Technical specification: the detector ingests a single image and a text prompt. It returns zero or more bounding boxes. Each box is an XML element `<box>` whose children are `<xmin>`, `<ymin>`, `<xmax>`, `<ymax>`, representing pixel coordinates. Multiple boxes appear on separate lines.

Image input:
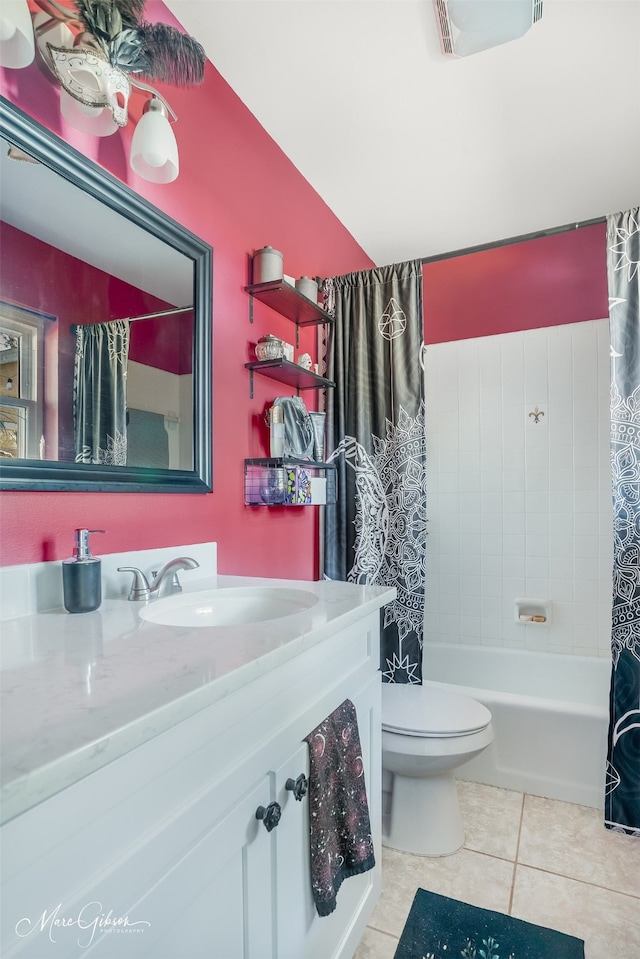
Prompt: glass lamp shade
<box><xmin>130</xmin><ymin>99</ymin><xmax>179</xmax><ymax>184</ymax></box>
<box><xmin>60</xmin><ymin>89</ymin><xmax>119</xmax><ymax>137</ymax></box>
<box><xmin>0</xmin><ymin>0</ymin><xmax>35</xmax><ymax>68</ymax></box>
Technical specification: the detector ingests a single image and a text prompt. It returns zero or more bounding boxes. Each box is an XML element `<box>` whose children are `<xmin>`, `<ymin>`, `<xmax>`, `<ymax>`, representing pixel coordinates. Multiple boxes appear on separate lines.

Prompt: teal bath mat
<box><xmin>394</xmin><ymin>889</ymin><xmax>585</xmax><ymax>959</ymax></box>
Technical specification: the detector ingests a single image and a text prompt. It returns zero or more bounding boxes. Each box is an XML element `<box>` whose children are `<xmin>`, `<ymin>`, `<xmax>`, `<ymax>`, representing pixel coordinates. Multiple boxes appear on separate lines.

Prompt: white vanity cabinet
<box><xmin>0</xmin><ymin>609</ymin><xmax>382</xmax><ymax>959</ymax></box>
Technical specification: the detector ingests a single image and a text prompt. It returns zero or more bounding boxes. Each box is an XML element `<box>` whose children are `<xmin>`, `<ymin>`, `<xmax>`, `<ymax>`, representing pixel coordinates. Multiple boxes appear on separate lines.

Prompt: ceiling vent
<box><xmin>433</xmin><ymin>0</ymin><xmax>543</xmax><ymax>58</ymax></box>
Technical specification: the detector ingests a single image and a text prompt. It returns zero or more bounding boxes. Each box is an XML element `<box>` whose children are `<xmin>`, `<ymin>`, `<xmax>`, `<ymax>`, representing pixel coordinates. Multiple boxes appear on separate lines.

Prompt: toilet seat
<box><xmin>382</xmin><ymin>682</ymin><xmax>491</xmax><ymax>738</ymax></box>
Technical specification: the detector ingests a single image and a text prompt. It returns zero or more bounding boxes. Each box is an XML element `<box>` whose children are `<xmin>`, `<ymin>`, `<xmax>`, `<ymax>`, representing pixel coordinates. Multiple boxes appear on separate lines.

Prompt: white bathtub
<box><xmin>422</xmin><ymin>643</ymin><xmax>611</xmax><ymax>809</ymax></box>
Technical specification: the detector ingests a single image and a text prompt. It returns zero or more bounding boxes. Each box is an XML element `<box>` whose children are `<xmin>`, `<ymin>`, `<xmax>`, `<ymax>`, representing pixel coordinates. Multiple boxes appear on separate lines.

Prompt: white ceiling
<box><xmin>166</xmin><ymin>0</ymin><xmax>640</xmax><ymax>265</ymax></box>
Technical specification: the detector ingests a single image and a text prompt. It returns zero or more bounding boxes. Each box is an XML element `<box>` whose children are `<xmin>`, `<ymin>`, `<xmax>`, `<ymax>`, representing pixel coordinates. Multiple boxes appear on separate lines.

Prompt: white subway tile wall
<box><xmin>424</xmin><ymin>319</ymin><xmax>612</xmax><ymax>658</ymax></box>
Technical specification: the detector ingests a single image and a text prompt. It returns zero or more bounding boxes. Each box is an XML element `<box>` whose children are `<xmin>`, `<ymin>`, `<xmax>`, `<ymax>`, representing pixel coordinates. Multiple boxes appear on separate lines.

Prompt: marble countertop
<box><xmin>0</xmin><ymin>575</ymin><xmax>395</xmax><ymax>826</ymax></box>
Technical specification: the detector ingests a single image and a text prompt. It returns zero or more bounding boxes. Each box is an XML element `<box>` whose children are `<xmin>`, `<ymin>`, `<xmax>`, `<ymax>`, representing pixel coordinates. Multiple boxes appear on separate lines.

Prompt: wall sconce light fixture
<box><xmin>130</xmin><ymin>95</ymin><xmax>178</xmax><ymax>183</ymax></box>
<box><xmin>0</xmin><ymin>0</ymin><xmax>206</xmax><ymax>184</ymax></box>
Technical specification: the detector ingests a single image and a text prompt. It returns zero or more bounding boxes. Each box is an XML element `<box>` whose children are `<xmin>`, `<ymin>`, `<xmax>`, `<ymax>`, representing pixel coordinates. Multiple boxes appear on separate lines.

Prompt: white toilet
<box><xmin>382</xmin><ymin>682</ymin><xmax>494</xmax><ymax>857</ymax></box>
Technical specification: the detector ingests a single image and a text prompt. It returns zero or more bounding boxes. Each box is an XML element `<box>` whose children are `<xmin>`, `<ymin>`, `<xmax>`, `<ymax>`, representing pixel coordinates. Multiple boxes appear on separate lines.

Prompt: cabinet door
<box><xmin>273</xmin><ymin>741</ymin><xmax>314</xmax><ymax>958</ymax></box>
<box><xmin>64</xmin><ymin>776</ymin><xmax>275</xmax><ymax>959</ymax></box>
<box><xmin>137</xmin><ymin>776</ymin><xmax>274</xmax><ymax>959</ymax></box>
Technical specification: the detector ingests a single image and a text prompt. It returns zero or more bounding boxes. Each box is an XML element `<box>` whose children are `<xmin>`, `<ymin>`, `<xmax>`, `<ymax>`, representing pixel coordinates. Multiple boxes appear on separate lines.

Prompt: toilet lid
<box><xmin>382</xmin><ymin>682</ymin><xmax>492</xmax><ymax>737</ymax></box>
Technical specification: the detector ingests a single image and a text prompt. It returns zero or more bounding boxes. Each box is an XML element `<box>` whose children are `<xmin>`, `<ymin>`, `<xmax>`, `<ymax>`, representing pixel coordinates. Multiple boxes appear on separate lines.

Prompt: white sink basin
<box><xmin>139</xmin><ymin>587</ymin><xmax>319</xmax><ymax>628</ymax></box>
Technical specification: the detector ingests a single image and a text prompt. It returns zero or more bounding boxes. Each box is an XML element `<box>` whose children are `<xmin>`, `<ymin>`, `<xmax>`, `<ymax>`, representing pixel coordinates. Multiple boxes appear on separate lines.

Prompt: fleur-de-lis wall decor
<box><xmin>529</xmin><ymin>406</ymin><xmax>545</xmax><ymax>424</ymax></box>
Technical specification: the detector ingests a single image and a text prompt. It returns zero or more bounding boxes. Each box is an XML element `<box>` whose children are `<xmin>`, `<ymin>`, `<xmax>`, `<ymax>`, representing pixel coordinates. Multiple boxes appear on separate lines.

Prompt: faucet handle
<box><xmin>118</xmin><ymin>566</ymin><xmax>151</xmax><ymax>602</ymax></box>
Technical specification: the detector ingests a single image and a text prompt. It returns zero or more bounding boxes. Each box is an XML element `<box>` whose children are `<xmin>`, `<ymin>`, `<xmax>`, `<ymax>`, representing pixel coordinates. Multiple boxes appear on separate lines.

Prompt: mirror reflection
<box><xmin>1</xmin><ymin>139</ymin><xmax>193</xmax><ymax>469</ymax></box>
<box><xmin>0</xmin><ymin>100</ymin><xmax>212</xmax><ymax>492</ymax></box>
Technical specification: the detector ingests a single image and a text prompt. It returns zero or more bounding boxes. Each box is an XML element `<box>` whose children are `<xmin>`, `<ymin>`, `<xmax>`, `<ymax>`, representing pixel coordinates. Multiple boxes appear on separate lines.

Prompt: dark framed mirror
<box><xmin>0</xmin><ymin>97</ymin><xmax>212</xmax><ymax>493</ymax></box>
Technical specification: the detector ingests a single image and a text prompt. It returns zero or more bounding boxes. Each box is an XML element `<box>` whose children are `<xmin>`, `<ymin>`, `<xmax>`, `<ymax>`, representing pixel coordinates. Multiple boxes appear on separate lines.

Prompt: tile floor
<box><xmin>354</xmin><ymin>781</ymin><xmax>640</xmax><ymax>959</ymax></box>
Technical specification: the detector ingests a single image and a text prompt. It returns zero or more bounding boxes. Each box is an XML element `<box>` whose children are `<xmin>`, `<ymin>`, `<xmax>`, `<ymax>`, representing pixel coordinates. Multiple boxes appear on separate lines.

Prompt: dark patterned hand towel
<box><xmin>304</xmin><ymin>698</ymin><xmax>375</xmax><ymax>917</ymax></box>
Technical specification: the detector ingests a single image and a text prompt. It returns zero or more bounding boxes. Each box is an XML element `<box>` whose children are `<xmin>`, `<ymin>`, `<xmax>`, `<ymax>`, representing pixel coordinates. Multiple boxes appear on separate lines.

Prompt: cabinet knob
<box><xmin>255</xmin><ymin>801</ymin><xmax>282</xmax><ymax>832</ymax></box>
<box><xmin>285</xmin><ymin>774</ymin><xmax>308</xmax><ymax>801</ymax></box>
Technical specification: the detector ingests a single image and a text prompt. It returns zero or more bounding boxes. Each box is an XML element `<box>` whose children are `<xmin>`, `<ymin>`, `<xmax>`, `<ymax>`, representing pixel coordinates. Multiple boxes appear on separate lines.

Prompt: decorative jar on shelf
<box><xmin>252</xmin><ymin>246</ymin><xmax>284</xmax><ymax>283</ymax></box>
<box><xmin>255</xmin><ymin>335</ymin><xmax>285</xmax><ymax>362</ymax></box>
<box><xmin>295</xmin><ymin>276</ymin><xmax>318</xmax><ymax>301</ymax></box>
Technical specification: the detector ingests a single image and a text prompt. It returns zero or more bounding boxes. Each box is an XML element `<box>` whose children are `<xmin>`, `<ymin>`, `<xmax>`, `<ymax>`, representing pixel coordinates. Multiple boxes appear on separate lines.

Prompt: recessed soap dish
<box><xmin>514</xmin><ymin>598</ymin><xmax>550</xmax><ymax>624</ymax></box>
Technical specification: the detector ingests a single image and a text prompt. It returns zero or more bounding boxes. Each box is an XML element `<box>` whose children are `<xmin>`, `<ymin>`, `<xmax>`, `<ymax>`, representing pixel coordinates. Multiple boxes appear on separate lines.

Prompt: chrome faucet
<box><xmin>150</xmin><ymin>557</ymin><xmax>200</xmax><ymax>597</ymax></box>
<box><xmin>118</xmin><ymin>557</ymin><xmax>200</xmax><ymax>602</ymax></box>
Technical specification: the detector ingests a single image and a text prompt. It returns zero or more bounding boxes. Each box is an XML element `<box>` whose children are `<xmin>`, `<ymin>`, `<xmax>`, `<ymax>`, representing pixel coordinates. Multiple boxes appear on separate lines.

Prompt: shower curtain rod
<box><xmin>420</xmin><ymin>215</ymin><xmax>607</xmax><ymax>265</ymax></box>
<box><xmin>115</xmin><ymin>305</ymin><xmax>192</xmax><ymax>323</ymax></box>
<box><xmin>71</xmin><ymin>306</ymin><xmax>192</xmax><ymax>333</ymax></box>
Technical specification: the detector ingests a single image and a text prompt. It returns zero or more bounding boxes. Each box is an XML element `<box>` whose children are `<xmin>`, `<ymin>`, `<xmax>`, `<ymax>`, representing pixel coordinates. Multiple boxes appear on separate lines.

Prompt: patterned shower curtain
<box><xmin>73</xmin><ymin>319</ymin><xmax>130</xmax><ymax>465</ymax></box>
<box><xmin>324</xmin><ymin>261</ymin><xmax>426</xmax><ymax>683</ymax></box>
<box><xmin>606</xmin><ymin>208</ymin><xmax>640</xmax><ymax>836</ymax></box>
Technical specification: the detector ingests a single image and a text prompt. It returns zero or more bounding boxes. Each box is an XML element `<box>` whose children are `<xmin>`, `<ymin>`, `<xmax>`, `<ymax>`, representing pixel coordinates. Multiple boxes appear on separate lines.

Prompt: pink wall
<box><xmin>129</xmin><ymin>315</ymin><xmax>193</xmax><ymax>377</ymax></box>
<box><xmin>422</xmin><ymin>224</ymin><xmax>609</xmax><ymax>344</ymax></box>
<box><xmin>0</xmin><ymin>1</ymin><xmax>374</xmax><ymax>575</ymax></box>
<box><xmin>0</xmin><ymin>3</ymin><xmax>610</xmax><ymax>575</ymax></box>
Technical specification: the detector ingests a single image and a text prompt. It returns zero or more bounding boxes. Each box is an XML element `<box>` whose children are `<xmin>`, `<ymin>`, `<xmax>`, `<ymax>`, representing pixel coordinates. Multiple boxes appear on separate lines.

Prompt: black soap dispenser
<box><xmin>62</xmin><ymin>528</ymin><xmax>105</xmax><ymax>613</ymax></box>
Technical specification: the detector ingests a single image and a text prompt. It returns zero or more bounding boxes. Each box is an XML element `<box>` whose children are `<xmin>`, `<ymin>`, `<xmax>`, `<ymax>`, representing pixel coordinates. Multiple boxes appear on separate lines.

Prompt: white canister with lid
<box><xmin>295</xmin><ymin>275</ymin><xmax>318</xmax><ymax>301</ymax></box>
<box><xmin>253</xmin><ymin>246</ymin><xmax>284</xmax><ymax>283</ymax></box>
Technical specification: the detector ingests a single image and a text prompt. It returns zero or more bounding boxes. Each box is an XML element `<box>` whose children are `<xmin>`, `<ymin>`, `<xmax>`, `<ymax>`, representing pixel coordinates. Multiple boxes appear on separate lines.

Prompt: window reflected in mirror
<box><xmin>0</xmin><ymin>303</ymin><xmax>46</xmax><ymax>459</ymax></box>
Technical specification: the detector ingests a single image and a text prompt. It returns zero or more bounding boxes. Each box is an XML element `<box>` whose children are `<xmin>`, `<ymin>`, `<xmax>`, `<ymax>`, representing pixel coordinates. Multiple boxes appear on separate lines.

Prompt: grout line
<box><xmin>463</xmin><ymin>847</ymin><xmax>519</xmax><ymax>865</ymax></box>
<box><xmin>459</xmin><ymin>847</ymin><xmax>516</xmax><ymax>865</ymax></box>
<box><xmin>516</xmin><ymin>862</ymin><xmax>640</xmax><ymax>901</ymax></box>
<box><xmin>508</xmin><ymin>791</ymin><xmax>526</xmax><ymax>914</ymax></box>
<box><xmin>365</xmin><ymin>923</ymin><xmax>400</xmax><ymax>944</ymax></box>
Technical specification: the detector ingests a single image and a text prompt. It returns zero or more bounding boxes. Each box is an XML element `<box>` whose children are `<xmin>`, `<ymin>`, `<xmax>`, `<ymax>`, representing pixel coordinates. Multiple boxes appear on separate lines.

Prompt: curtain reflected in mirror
<box><xmin>74</xmin><ymin>320</ymin><xmax>129</xmax><ymax>465</ymax></box>
<box><xmin>73</xmin><ymin>311</ymin><xmax>194</xmax><ymax>470</ymax></box>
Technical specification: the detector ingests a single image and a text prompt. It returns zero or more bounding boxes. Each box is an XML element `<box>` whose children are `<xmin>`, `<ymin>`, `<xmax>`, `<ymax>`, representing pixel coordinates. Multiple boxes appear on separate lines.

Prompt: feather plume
<box><xmin>73</xmin><ymin>0</ymin><xmax>145</xmax><ymax>49</ymax></box>
<box><xmin>72</xmin><ymin>0</ymin><xmax>205</xmax><ymax>85</ymax></box>
<box><xmin>113</xmin><ymin>0</ymin><xmax>146</xmax><ymax>29</ymax></box>
<box><xmin>73</xmin><ymin>0</ymin><xmax>122</xmax><ymax>45</ymax></box>
<box><xmin>135</xmin><ymin>22</ymin><xmax>205</xmax><ymax>85</ymax></box>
